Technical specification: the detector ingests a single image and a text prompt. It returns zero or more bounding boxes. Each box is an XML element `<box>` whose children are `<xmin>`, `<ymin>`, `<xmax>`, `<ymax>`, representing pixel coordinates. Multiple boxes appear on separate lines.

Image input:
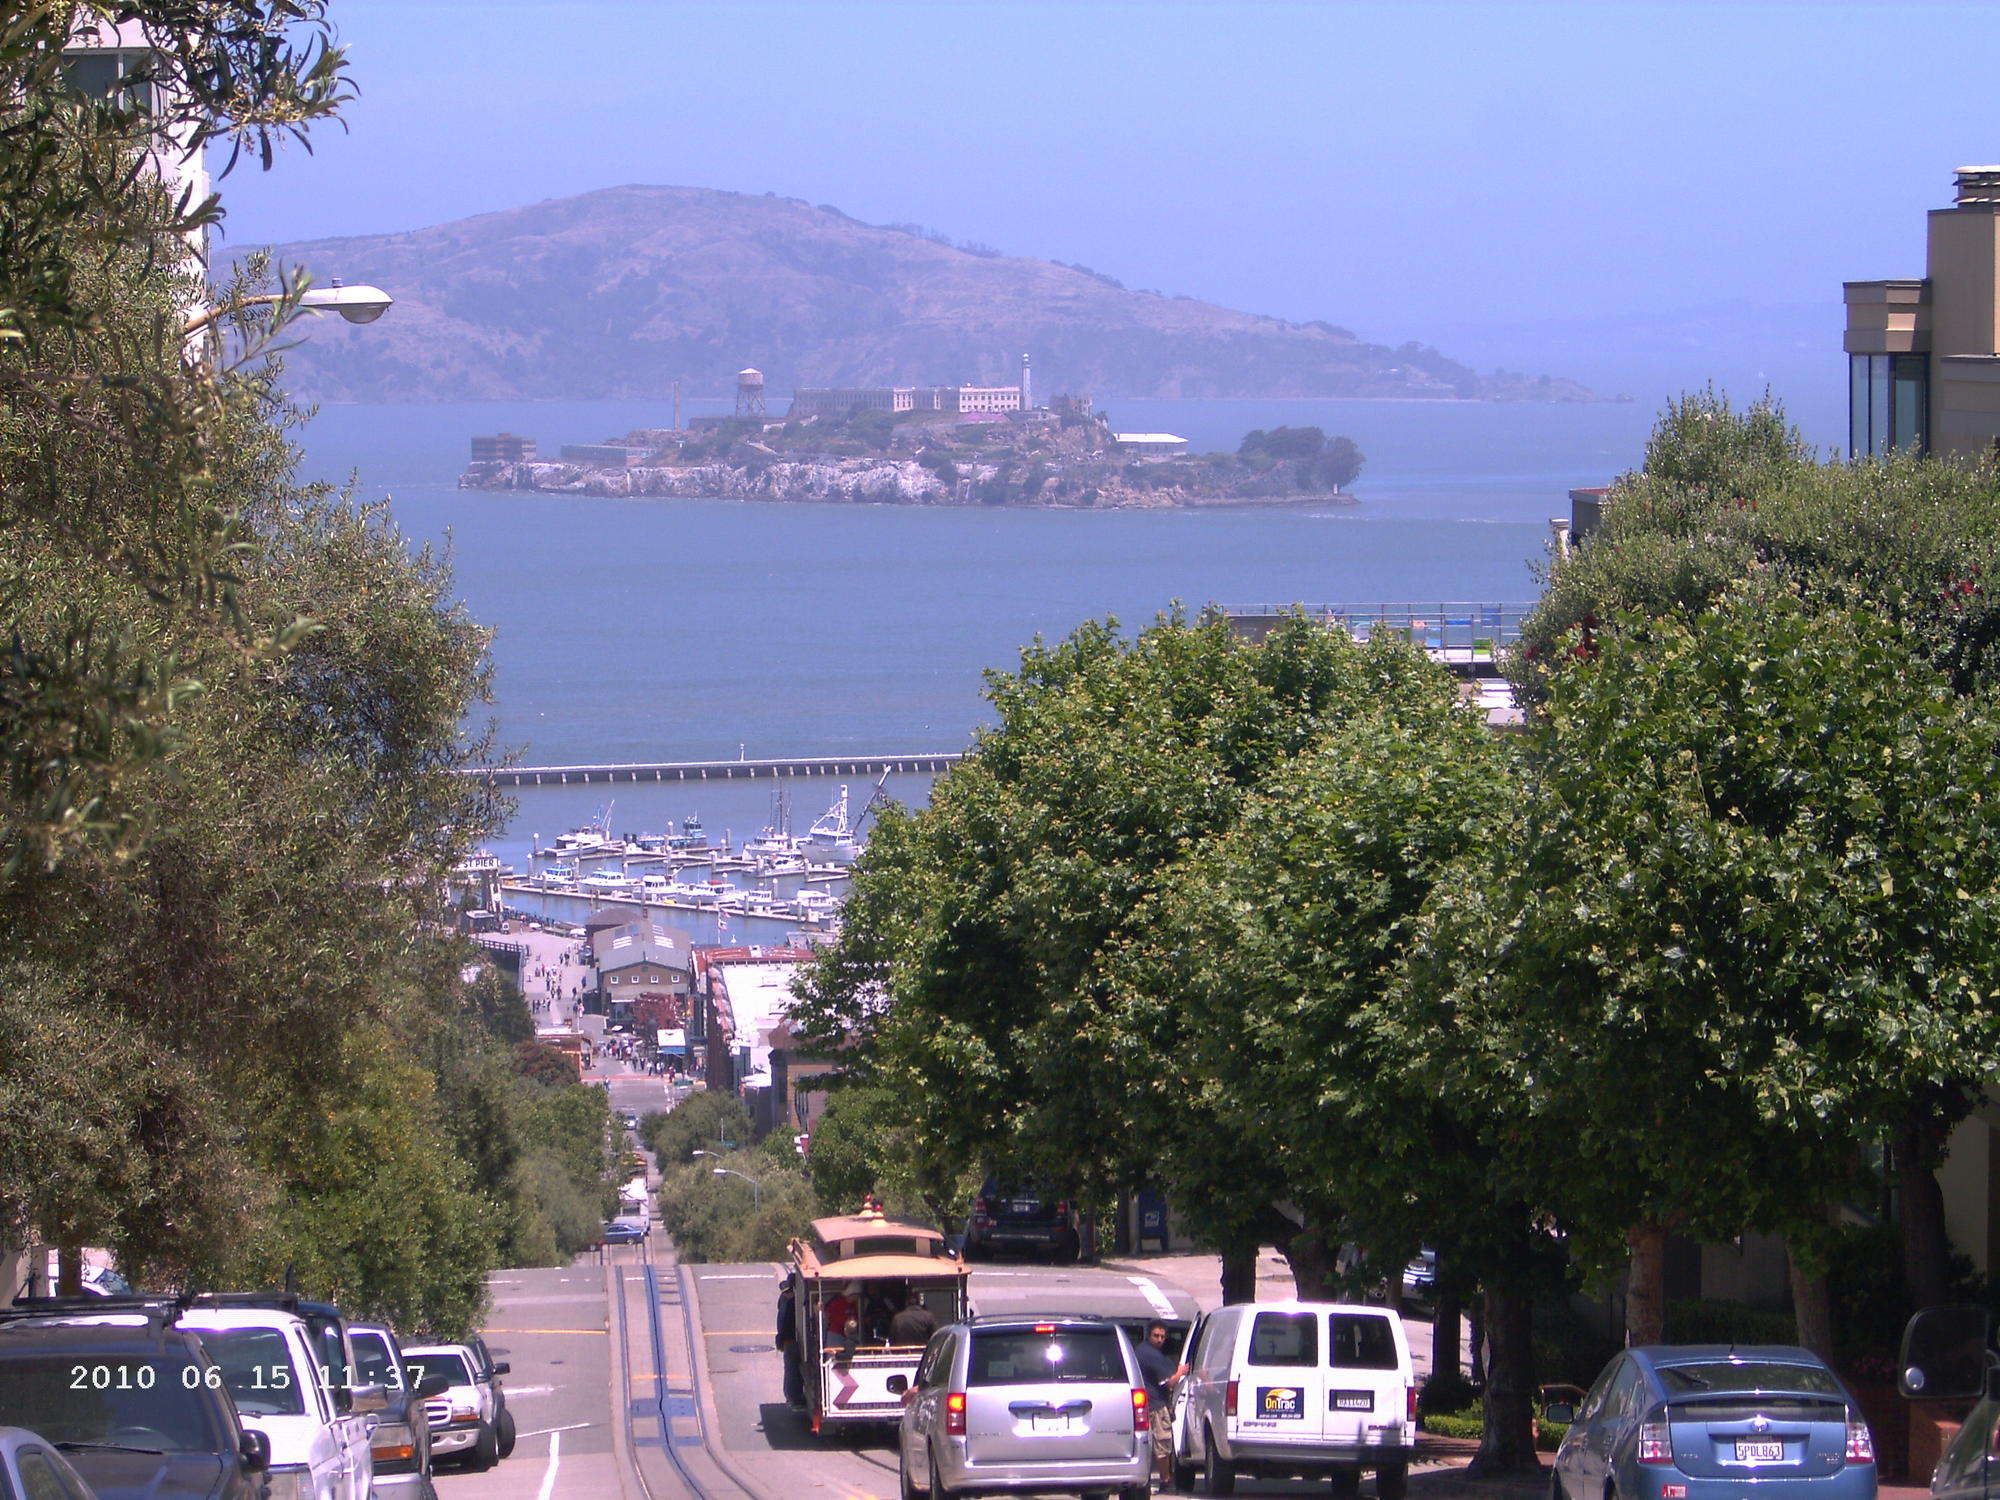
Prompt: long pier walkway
<box><xmin>463</xmin><ymin>751</ymin><xmax>962</xmax><ymax>789</ymax></box>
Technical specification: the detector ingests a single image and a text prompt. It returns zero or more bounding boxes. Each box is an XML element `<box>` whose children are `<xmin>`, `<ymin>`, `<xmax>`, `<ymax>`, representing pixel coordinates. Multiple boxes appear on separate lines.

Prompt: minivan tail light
<box><xmin>1132</xmin><ymin>1387</ymin><xmax>1149</xmax><ymax>1432</ymax></box>
<box><xmin>1637</xmin><ymin>1420</ymin><xmax>1670</xmax><ymax>1463</ymax></box>
<box><xmin>1846</xmin><ymin>1418</ymin><xmax>1875</xmax><ymax>1464</ymax></box>
<box><xmin>945</xmin><ymin>1391</ymin><xmax>967</xmax><ymax>1436</ymax></box>
<box><xmin>1225</xmin><ymin>1380</ymin><xmax>1238</xmax><ymax>1418</ymax></box>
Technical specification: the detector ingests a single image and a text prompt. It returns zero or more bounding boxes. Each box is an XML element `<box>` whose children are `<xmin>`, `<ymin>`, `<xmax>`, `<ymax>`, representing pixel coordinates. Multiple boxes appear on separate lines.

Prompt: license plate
<box><xmin>1031</xmin><ymin>1413</ymin><xmax>1072</xmax><ymax>1434</ymax></box>
<box><xmin>1334</xmin><ymin>1390</ymin><xmax>1374</xmax><ymax>1411</ymax></box>
<box><xmin>1735</xmin><ymin>1441</ymin><xmax>1783</xmax><ymax>1463</ymax></box>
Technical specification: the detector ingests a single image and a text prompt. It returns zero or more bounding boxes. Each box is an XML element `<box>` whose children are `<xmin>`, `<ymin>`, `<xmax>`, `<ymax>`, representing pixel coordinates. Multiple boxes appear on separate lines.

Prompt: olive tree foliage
<box><xmin>2</xmin><ymin>2</ymin><xmax>352</xmax><ymax>871</ymax></box>
<box><xmin>1423</xmin><ymin>589</ymin><xmax>2000</xmax><ymax>1360</ymax></box>
<box><xmin>0</xmin><ymin>5</ymin><xmax>530</xmax><ymax>1325</ymax></box>
<box><xmin>790</xmin><ymin>613</ymin><xmax>1482</xmax><ymax>1290</ymax></box>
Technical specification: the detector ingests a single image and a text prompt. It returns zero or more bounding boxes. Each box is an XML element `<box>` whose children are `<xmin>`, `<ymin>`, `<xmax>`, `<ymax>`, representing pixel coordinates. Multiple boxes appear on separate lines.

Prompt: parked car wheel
<box><xmin>1376</xmin><ymin>1462</ymin><xmax>1407</xmax><ymax>1500</ymax></box>
<box><xmin>468</xmin><ymin>1421</ymin><xmax>499</xmax><ymax>1472</ymax></box>
<box><xmin>898</xmin><ymin>1445</ymin><xmax>929</xmax><ymax>1500</ymax></box>
<box><xmin>1203</xmin><ymin>1427</ymin><xmax>1235</xmax><ymax>1497</ymax></box>
<box><xmin>496</xmin><ymin>1407</ymin><xmax>517</xmax><ymax>1459</ymax></box>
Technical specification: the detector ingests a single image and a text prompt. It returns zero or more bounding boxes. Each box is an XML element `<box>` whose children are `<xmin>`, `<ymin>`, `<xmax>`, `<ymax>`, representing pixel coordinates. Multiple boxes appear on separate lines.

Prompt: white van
<box><xmin>1171</xmin><ymin>1300</ymin><xmax>1416</xmax><ymax>1498</ymax></box>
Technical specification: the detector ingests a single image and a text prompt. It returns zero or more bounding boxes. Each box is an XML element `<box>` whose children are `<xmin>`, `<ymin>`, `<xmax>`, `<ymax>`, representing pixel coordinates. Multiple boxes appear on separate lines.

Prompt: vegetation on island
<box><xmin>0</xmin><ymin>1</ymin><xmax>606</xmax><ymax>1334</ymax></box>
<box><xmin>789</xmin><ymin>392</ymin><xmax>2000</xmax><ymax>1473</ymax></box>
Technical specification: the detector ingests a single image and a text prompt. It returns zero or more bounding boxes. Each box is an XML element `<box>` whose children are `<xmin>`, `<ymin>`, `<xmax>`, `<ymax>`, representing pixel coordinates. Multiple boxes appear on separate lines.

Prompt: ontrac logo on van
<box><xmin>1257</xmin><ymin>1386</ymin><xmax>1305</xmax><ymax>1419</ymax></box>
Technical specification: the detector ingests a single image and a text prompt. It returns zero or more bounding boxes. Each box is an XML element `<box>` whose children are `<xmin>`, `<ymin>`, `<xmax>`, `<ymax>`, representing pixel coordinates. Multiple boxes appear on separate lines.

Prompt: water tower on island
<box><xmin>735</xmin><ymin>368</ymin><xmax>767</xmax><ymax>421</ymax></box>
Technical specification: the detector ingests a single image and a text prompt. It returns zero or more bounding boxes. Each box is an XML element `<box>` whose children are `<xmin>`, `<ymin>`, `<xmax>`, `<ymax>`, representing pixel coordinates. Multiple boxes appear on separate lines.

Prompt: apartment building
<box><xmin>1845</xmin><ymin>166</ymin><xmax>2000</xmax><ymax>459</ymax></box>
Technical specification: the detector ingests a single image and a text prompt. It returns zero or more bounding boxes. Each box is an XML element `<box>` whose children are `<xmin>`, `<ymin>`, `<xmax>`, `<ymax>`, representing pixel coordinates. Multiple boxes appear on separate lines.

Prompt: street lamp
<box><xmin>713</xmin><ymin>1168</ymin><xmax>761</xmax><ymax>1211</ymax></box>
<box><xmin>691</xmin><ymin>1149</ymin><xmax>717</xmax><ymax>1160</ymax></box>
<box><xmin>182</xmin><ymin>277</ymin><xmax>394</xmax><ymax>337</ymax></box>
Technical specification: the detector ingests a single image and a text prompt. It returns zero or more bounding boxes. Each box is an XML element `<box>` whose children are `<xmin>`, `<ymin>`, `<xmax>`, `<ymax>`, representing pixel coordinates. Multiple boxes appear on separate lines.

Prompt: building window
<box><xmin>1850</xmin><ymin>353</ymin><xmax>1929</xmax><ymax>457</ymax></box>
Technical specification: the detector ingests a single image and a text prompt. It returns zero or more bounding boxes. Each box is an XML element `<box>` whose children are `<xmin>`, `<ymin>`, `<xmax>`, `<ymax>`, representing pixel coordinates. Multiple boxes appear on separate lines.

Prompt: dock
<box><xmin>462</xmin><ymin>751</ymin><xmax>962</xmax><ymax>789</ymax></box>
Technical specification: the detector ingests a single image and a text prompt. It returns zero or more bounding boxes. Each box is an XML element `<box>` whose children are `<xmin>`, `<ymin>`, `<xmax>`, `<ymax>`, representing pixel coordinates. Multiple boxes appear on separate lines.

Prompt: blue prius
<box><xmin>1552</xmin><ymin>1346</ymin><xmax>1876</xmax><ymax>1500</ymax></box>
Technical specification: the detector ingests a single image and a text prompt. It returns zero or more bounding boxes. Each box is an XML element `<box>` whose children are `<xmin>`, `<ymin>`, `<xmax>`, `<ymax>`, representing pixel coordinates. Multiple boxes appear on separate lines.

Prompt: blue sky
<box><xmin>218</xmin><ymin>0</ymin><xmax>2000</xmax><ymax>402</ymax></box>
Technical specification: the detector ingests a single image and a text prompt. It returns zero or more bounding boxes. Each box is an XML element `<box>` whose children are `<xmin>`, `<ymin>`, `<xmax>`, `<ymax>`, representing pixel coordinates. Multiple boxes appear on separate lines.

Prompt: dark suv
<box><xmin>962</xmin><ymin>1178</ymin><xmax>1081</xmax><ymax>1262</ymax></box>
<box><xmin>0</xmin><ymin>1302</ymin><xmax>269</xmax><ymax>1500</ymax></box>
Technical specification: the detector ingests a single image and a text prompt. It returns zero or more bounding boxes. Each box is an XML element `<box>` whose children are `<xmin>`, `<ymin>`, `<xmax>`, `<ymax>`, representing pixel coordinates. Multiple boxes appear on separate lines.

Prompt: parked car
<box><xmin>960</xmin><ymin>1178</ymin><xmax>1080</xmax><ymax>1263</ymax></box>
<box><xmin>0</xmin><ymin>1300</ymin><xmax>271</xmax><ymax>1500</ymax></box>
<box><xmin>183</xmin><ymin>1293</ymin><xmax>379</xmax><ymax>1500</ymax></box>
<box><xmin>177</xmin><ymin>1306</ymin><xmax>383</xmax><ymax>1500</ymax></box>
<box><xmin>894</xmin><ymin>1314</ymin><xmax>1151</xmax><ymax>1500</ymax></box>
<box><xmin>0</xmin><ymin>1425</ymin><xmax>108</xmax><ymax>1500</ymax></box>
<box><xmin>461</xmin><ymin>1336</ymin><xmax>516</xmax><ymax>1459</ymax></box>
<box><xmin>1399</xmin><ymin>1250</ymin><xmax>1437</xmax><ymax>1305</ymax></box>
<box><xmin>1172</xmin><ymin>1299</ymin><xmax>1416</xmax><ymax>1498</ymax></box>
<box><xmin>403</xmin><ymin>1343</ymin><xmax>511</xmax><ymax>1470</ymax></box>
<box><xmin>344</xmin><ymin>1322</ymin><xmax>433</xmax><ymax>1500</ymax></box>
<box><xmin>1552</xmin><ymin>1346</ymin><xmax>1875</xmax><ymax>1500</ymax></box>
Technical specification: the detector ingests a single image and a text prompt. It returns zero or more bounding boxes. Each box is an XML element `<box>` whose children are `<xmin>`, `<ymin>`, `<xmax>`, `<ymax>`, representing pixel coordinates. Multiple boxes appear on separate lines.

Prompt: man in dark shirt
<box><xmin>775</xmin><ymin>1275</ymin><xmax>805</xmax><ymax>1409</ymax></box>
<box><xmin>1133</xmin><ymin>1322</ymin><xmax>1183</xmax><ymax>1490</ymax></box>
<box><xmin>888</xmin><ymin>1292</ymin><xmax>939</xmax><ymax>1347</ymax></box>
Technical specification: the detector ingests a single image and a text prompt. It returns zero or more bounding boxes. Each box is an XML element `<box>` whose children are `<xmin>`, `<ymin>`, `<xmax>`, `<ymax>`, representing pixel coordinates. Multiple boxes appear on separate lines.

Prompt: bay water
<box><xmin>289</xmin><ymin>396</ymin><xmax>1686</xmax><ymax>860</ymax></box>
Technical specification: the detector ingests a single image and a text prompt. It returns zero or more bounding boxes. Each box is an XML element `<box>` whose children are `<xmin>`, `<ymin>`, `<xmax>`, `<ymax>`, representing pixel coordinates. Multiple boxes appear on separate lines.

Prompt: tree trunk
<box><xmin>1626</xmin><ymin>1222</ymin><xmax>1669</xmax><ymax>1345</ymax></box>
<box><xmin>1787</xmin><ymin>1243</ymin><xmax>1834</xmax><ymax>1360</ymax></box>
<box><xmin>1220</xmin><ymin>1244</ymin><xmax>1259</xmax><ymax>1305</ymax></box>
<box><xmin>1284</xmin><ymin>1227</ymin><xmax>1340</xmax><ymax>1300</ymax></box>
<box><xmin>55</xmin><ymin>1244</ymin><xmax>82</xmax><ymax>1298</ymax></box>
<box><xmin>1897</xmin><ymin>1110</ymin><xmax>1953</xmax><ymax>1308</ymax></box>
<box><xmin>1468</xmin><ymin>1282</ymin><xmax>1540</xmax><ymax>1476</ymax></box>
<box><xmin>1434</xmin><ymin>1289</ymin><xmax>1463</xmax><ymax>1381</ymax></box>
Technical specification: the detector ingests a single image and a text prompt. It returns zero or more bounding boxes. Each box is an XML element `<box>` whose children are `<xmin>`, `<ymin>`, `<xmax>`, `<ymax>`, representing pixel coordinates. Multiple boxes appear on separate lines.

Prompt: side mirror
<box><xmin>1544</xmin><ymin>1402</ymin><xmax>1576</xmax><ymax>1425</ymax></box>
<box><xmin>350</xmin><ymin>1383</ymin><xmax>388</xmax><ymax>1414</ymax></box>
<box><xmin>417</xmin><ymin>1372</ymin><xmax>452</xmax><ymax>1398</ymax></box>
<box><xmin>1900</xmin><ymin>1304</ymin><xmax>1993</xmax><ymax>1401</ymax></box>
<box><xmin>239</xmin><ymin>1429</ymin><xmax>270</xmax><ymax>1473</ymax></box>
<box><xmin>492</xmin><ymin>1361</ymin><xmax>510</xmax><ymax>1377</ymax></box>
<box><xmin>886</xmin><ymin>1375</ymin><xmax>908</xmax><ymax>1395</ymax></box>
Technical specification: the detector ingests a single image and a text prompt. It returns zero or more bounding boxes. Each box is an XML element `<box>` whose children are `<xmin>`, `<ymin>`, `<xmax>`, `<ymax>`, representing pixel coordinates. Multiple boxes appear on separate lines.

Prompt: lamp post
<box><xmin>713</xmin><ymin>1167</ymin><xmax>761</xmax><ymax>1211</ymax></box>
<box><xmin>182</xmin><ymin>277</ymin><xmax>394</xmax><ymax>338</ymax></box>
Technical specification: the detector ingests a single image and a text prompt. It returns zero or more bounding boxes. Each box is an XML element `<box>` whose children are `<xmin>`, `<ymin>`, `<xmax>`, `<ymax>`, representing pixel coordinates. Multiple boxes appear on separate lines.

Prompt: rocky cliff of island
<box><xmin>240</xmin><ymin>184</ymin><xmax>1594</xmax><ymax>405</ymax></box>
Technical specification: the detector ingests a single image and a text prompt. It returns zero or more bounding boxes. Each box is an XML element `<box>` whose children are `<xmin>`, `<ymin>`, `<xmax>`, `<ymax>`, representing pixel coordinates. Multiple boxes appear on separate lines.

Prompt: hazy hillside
<box><xmin>237</xmin><ymin>185</ymin><xmax>1594</xmax><ymax>405</ymax></box>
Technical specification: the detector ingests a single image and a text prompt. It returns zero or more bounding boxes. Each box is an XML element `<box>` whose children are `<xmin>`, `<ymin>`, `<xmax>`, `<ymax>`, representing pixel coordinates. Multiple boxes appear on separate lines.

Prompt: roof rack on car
<box><xmin>0</xmin><ymin>1293</ymin><xmax>196</xmax><ymax>1326</ymax></box>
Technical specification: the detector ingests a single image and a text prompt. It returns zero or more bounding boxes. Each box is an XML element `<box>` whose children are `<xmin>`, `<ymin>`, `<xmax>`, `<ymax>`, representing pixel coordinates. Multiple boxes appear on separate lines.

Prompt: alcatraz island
<box><xmin>461</xmin><ymin>373</ymin><xmax>1363</xmax><ymax>509</ymax></box>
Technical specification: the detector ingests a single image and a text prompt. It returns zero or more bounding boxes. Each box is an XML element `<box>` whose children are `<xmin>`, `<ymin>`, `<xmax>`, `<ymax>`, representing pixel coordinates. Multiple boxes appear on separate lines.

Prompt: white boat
<box><xmin>554</xmin><ymin>801</ymin><xmax>621</xmax><ymax>854</ymax></box>
<box><xmin>537</xmin><ymin>864</ymin><xmax>579</xmax><ymax>888</ymax></box>
<box><xmin>799</xmin><ymin>785</ymin><xmax>862</xmax><ymax>865</ymax></box>
<box><xmin>580</xmin><ymin>868</ymin><xmax>638</xmax><ymax>896</ymax></box>
<box><xmin>637</xmin><ymin>873</ymin><xmax>675</xmax><ymax>901</ymax></box>
<box><xmin>794</xmin><ymin>888</ymin><xmax>843</xmax><ymax>918</ymax></box>
<box><xmin>743</xmin><ymin>787</ymin><xmax>807</xmax><ymax>861</ymax></box>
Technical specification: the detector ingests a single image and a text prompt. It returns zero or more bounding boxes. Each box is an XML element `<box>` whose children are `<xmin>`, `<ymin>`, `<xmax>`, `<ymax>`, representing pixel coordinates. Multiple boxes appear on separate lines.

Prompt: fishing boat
<box><xmin>798</xmin><ymin>785</ymin><xmax>861</xmax><ymax>865</ymax></box>
<box><xmin>553</xmin><ymin>801</ymin><xmax>621</xmax><ymax>854</ymax></box>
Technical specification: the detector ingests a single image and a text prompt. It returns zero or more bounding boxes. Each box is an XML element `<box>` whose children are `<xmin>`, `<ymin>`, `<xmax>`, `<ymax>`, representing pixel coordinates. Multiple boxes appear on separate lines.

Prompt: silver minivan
<box><xmin>895</xmin><ymin>1315</ymin><xmax>1152</xmax><ymax>1500</ymax></box>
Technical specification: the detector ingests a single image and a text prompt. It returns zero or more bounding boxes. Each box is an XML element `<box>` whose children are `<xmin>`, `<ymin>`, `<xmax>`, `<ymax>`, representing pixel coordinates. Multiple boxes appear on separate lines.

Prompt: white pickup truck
<box><xmin>179</xmin><ymin>1307</ymin><xmax>384</xmax><ymax>1500</ymax></box>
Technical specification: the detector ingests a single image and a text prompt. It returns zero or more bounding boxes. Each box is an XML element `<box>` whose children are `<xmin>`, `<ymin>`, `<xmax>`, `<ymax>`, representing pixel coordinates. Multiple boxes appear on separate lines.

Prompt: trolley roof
<box><xmin>789</xmin><ymin>1209</ymin><xmax>967</xmax><ymax>1282</ymax></box>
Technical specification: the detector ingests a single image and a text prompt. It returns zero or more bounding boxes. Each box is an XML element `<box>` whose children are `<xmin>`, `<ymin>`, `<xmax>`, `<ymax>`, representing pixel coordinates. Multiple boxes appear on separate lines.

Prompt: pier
<box><xmin>463</xmin><ymin>751</ymin><xmax>962</xmax><ymax>788</ymax></box>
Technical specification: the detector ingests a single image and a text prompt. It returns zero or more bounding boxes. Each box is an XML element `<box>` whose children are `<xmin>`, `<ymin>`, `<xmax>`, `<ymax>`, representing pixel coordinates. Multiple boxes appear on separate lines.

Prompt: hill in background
<box><xmin>237</xmin><ymin>184</ymin><xmax>1594</xmax><ymax>405</ymax></box>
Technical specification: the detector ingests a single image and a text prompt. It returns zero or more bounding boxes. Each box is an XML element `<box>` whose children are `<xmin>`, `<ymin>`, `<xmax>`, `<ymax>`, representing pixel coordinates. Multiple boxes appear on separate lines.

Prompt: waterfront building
<box><xmin>789</xmin><ymin>384</ymin><xmax>1023</xmax><ymax>419</ymax></box>
<box><xmin>62</xmin><ymin>20</ymin><xmax>210</xmax><ymax>261</ymax></box>
<box><xmin>471</xmin><ymin>432</ymin><xmax>537</xmax><ymax>463</ymax></box>
<box><xmin>1844</xmin><ymin>165</ymin><xmax>2000</xmax><ymax>459</ymax></box>
<box><xmin>1111</xmin><ymin>431</ymin><xmax>1190</xmax><ymax>456</ymax></box>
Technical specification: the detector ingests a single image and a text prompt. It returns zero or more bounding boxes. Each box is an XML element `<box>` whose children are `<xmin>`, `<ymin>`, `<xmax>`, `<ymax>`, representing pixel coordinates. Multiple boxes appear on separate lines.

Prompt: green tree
<box><xmin>1430</xmin><ymin>590</ymin><xmax>2000</xmax><ymax>1359</ymax></box>
<box><xmin>791</xmin><ymin>613</ymin><xmax>1475</xmax><ymax>1297</ymax></box>
<box><xmin>640</xmin><ymin>1090</ymin><xmax>755</xmax><ymax>1163</ymax></box>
